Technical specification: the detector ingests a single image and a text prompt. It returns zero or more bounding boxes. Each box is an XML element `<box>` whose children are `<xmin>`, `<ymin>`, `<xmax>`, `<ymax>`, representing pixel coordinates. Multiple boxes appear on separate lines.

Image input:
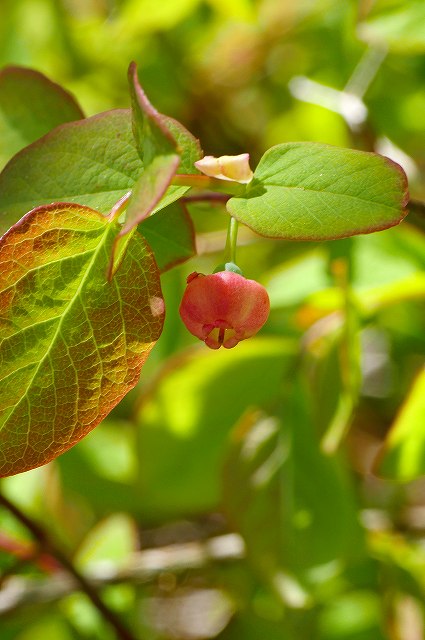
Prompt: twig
<box><xmin>0</xmin><ymin>532</ymin><xmax>245</xmax><ymax>616</ymax></box>
<box><xmin>289</xmin><ymin>46</ymin><xmax>387</xmax><ymax>133</ymax></box>
<box><xmin>181</xmin><ymin>192</ymin><xmax>230</xmax><ymax>205</ymax></box>
<box><xmin>0</xmin><ymin>492</ymin><xmax>138</xmax><ymax>640</ymax></box>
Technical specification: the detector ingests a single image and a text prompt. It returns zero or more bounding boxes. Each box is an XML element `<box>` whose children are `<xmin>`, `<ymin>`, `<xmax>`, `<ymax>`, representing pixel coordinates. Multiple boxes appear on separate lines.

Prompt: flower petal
<box><xmin>194</xmin><ymin>154</ymin><xmax>253</xmax><ymax>184</ymax></box>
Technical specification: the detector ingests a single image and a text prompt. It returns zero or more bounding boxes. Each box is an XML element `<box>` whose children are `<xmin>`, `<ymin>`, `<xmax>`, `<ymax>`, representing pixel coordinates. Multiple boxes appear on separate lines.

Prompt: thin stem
<box><xmin>0</xmin><ymin>533</ymin><xmax>244</xmax><ymax>616</ymax></box>
<box><xmin>181</xmin><ymin>192</ymin><xmax>230</xmax><ymax>205</ymax></box>
<box><xmin>172</xmin><ymin>174</ymin><xmax>245</xmax><ymax>196</ymax></box>
<box><xmin>321</xmin><ymin>392</ymin><xmax>355</xmax><ymax>455</ymax></box>
<box><xmin>224</xmin><ymin>217</ymin><xmax>239</xmax><ymax>264</ymax></box>
<box><xmin>321</xmin><ymin>253</ymin><xmax>361</xmax><ymax>454</ymax></box>
<box><xmin>0</xmin><ymin>492</ymin><xmax>138</xmax><ymax>640</ymax></box>
<box><xmin>344</xmin><ymin>46</ymin><xmax>388</xmax><ymax>99</ymax></box>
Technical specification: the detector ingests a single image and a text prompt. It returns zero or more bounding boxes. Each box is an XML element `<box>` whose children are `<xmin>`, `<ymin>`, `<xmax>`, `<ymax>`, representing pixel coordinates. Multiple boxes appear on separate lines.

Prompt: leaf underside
<box><xmin>227</xmin><ymin>143</ymin><xmax>408</xmax><ymax>241</ymax></box>
<box><xmin>0</xmin><ymin>202</ymin><xmax>164</xmax><ymax>477</ymax></box>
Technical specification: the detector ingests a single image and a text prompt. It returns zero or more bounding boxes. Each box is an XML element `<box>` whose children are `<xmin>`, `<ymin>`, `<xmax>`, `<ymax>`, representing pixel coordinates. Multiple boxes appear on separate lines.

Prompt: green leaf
<box><xmin>4</xmin><ymin>616</ymin><xmax>75</xmax><ymax>640</ymax></box>
<box><xmin>140</xmin><ymin>202</ymin><xmax>195</xmax><ymax>272</ymax></box>
<box><xmin>358</xmin><ymin>0</ymin><xmax>425</xmax><ymax>53</ymax></box>
<box><xmin>70</xmin><ymin>419</ymin><xmax>138</xmax><ymax>484</ymax></box>
<box><xmin>0</xmin><ymin>66</ymin><xmax>84</xmax><ymax>171</ymax></box>
<box><xmin>74</xmin><ymin>513</ymin><xmax>137</xmax><ymax>571</ymax></box>
<box><xmin>105</xmin><ymin>65</ymin><xmax>182</xmax><ymax>276</ymax></box>
<box><xmin>128</xmin><ymin>61</ymin><xmax>178</xmax><ymax>164</ymax></box>
<box><xmin>58</xmin><ymin>418</ymin><xmax>142</xmax><ymax>516</ymax></box>
<box><xmin>227</xmin><ymin>143</ymin><xmax>408</xmax><ymax>240</ymax></box>
<box><xmin>0</xmin><ymin>202</ymin><xmax>164</xmax><ymax>477</ymax></box>
<box><xmin>0</xmin><ymin>71</ymin><xmax>201</xmax><ymax>240</ymax></box>
<box><xmin>127</xmin><ymin>61</ymin><xmax>202</xmax><ymax>217</ymax></box>
<box><xmin>217</xmin><ymin>610</ymin><xmax>291</xmax><ymax>640</ymax></box>
<box><xmin>120</xmin><ymin>154</ymin><xmax>180</xmax><ymax>235</ymax></box>
<box><xmin>222</xmin><ymin>383</ymin><xmax>362</xmax><ymax>594</ymax></box>
<box><xmin>318</xmin><ymin>591</ymin><xmax>386</xmax><ymax>640</ymax></box>
<box><xmin>0</xmin><ymin>109</ymin><xmax>143</xmax><ymax>237</ymax></box>
<box><xmin>107</xmin><ymin>153</ymin><xmax>180</xmax><ymax>279</ymax></box>
<box><xmin>151</xmin><ymin>115</ymin><xmax>203</xmax><ymax>211</ymax></box>
<box><xmin>117</xmin><ymin>0</ymin><xmax>201</xmax><ymax>34</ymax></box>
<box><xmin>377</xmin><ymin>366</ymin><xmax>425</xmax><ymax>480</ymax></box>
<box><xmin>163</xmin><ymin>115</ymin><xmax>203</xmax><ymax>176</ymax></box>
<box><xmin>134</xmin><ymin>337</ymin><xmax>296</xmax><ymax>520</ymax></box>
<box><xmin>264</xmin><ymin>249</ymin><xmax>330</xmax><ymax>308</ymax></box>
<box><xmin>107</xmin><ymin>63</ymin><xmax>200</xmax><ymax>278</ymax></box>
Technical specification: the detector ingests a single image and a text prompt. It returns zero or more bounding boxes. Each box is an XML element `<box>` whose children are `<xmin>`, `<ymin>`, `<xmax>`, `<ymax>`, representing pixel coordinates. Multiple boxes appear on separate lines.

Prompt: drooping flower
<box><xmin>179</xmin><ymin>270</ymin><xmax>270</xmax><ymax>349</ymax></box>
<box><xmin>194</xmin><ymin>153</ymin><xmax>253</xmax><ymax>184</ymax></box>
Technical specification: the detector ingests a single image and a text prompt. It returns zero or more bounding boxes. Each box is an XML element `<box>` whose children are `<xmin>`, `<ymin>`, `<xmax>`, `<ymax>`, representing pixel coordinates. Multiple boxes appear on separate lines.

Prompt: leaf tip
<box><xmin>381</xmin><ymin>154</ymin><xmax>410</xmax><ymax>215</ymax></box>
<box><xmin>128</xmin><ymin>62</ymin><xmax>177</xmax><ymax>156</ymax></box>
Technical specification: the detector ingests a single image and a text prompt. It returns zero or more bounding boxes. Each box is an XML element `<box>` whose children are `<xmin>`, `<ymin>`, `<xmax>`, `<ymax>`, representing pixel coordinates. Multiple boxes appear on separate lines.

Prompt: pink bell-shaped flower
<box><xmin>179</xmin><ymin>270</ymin><xmax>270</xmax><ymax>349</ymax></box>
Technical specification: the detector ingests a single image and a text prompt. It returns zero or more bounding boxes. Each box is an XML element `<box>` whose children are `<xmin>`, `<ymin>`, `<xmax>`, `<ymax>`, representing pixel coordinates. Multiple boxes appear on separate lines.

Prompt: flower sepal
<box><xmin>213</xmin><ymin>261</ymin><xmax>243</xmax><ymax>276</ymax></box>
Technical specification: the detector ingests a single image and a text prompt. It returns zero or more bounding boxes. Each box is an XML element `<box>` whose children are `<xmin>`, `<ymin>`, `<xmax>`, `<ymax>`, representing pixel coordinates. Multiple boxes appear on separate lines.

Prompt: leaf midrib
<box><xmin>0</xmin><ymin>220</ymin><xmax>113</xmax><ymax>432</ymax></box>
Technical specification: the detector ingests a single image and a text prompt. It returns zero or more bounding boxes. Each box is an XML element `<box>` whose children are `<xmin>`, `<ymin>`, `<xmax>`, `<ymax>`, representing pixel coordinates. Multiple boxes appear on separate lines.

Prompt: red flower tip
<box><xmin>179</xmin><ymin>271</ymin><xmax>270</xmax><ymax>349</ymax></box>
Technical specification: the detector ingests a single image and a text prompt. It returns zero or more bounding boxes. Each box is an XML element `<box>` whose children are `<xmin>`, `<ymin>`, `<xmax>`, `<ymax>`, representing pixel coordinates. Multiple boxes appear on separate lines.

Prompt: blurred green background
<box><xmin>1</xmin><ymin>0</ymin><xmax>425</xmax><ymax>638</ymax></box>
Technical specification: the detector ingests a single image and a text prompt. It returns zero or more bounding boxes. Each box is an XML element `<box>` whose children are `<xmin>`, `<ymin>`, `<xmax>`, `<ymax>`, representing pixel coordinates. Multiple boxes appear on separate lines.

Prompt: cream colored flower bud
<box><xmin>194</xmin><ymin>153</ymin><xmax>253</xmax><ymax>184</ymax></box>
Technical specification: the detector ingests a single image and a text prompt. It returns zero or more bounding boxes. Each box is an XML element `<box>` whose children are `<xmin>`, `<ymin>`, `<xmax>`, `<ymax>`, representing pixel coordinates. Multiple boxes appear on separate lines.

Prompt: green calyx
<box><xmin>213</xmin><ymin>262</ymin><xmax>244</xmax><ymax>276</ymax></box>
